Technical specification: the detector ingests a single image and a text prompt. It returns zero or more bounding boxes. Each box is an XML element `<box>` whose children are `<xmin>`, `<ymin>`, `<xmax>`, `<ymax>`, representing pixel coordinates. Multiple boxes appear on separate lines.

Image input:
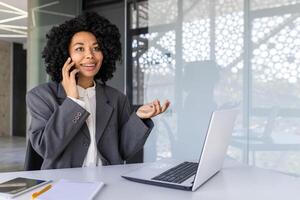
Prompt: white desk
<box><xmin>0</xmin><ymin>159</ymin><xmax>299</xmax><ymax>200</ymax></box>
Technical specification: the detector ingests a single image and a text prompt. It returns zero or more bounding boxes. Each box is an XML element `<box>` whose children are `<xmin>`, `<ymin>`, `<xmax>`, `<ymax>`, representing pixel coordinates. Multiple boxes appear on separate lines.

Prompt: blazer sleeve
<box><xmin>26</xmin><ymin>89</ymin><xmax>90</xmax><ymax>160</ymax></box>
<box><xmin>118</xmin><ymin>96</ymin><xmax>154</xmax><ymax>160</ymax></box>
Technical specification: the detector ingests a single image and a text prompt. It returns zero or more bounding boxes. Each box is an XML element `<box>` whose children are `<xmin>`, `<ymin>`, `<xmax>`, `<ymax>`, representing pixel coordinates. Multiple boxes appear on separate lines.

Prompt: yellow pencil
<box><xmin>31</xmin><ymin>184</ymin><xmax>52</xmax><ymax>200</ymax></box>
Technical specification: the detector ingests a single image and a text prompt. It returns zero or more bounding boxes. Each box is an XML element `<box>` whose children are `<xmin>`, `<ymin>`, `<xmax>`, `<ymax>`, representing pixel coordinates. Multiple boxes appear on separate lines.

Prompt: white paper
<box><xmin>36</xmin><ymin>179</ymin><xmax>104</xmax><ymax>200</ymax></box>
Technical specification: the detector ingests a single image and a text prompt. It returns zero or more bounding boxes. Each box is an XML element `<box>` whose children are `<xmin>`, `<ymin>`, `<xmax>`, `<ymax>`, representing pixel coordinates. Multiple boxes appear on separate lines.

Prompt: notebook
<box><xmin>36</xmin><ymin>179</ymin><xmax>104</xmax><ymax>200</ymax></box>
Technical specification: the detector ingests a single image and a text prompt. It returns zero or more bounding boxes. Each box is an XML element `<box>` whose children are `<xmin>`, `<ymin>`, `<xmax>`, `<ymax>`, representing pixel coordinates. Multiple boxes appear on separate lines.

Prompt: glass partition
<box><xmin>128</xmin><ymin>0</ymin><xmax>244</xmax><ymax>162</ymax></box>
<box><xmin>249</xmin><ymin>0</ymin><xmax>300</xmax><ymax>175</ymax></box>
<box><xmin>27</xmin><ymin>0</ymin><xmax>81</xmax><ymax>89</ymax></box>
<box><xmin>127</xmin><ymin>0</ymin><xmax>300</xmax><ymax>175</ymax></box>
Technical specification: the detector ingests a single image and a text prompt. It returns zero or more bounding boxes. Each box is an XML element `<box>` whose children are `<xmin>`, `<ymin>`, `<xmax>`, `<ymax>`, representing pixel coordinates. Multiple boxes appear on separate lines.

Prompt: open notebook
<box><xmin>36</xmin><ymin>179</ymin><xmax>104</xmax><ymax>200</ymax></box>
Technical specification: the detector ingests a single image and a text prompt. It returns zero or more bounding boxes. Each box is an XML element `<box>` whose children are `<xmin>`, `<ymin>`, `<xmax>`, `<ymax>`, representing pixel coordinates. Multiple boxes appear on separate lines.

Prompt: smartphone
<box><xmin>70</xmin><ymin>65</ymin><xmax>79</xmax><ymax>83</ymax></box>
<box><xmin>0</xmin><ymin>177</ymin><xmax>51</xmax><ymax>198</ymax></box>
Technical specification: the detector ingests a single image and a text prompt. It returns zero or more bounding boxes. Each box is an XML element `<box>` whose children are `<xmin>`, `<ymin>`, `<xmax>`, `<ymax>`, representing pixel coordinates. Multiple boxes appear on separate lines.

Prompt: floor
<box><xmin>0</xmin><ymin>136</ymin><xmax>26</xmax><ymax>172</ymax></box>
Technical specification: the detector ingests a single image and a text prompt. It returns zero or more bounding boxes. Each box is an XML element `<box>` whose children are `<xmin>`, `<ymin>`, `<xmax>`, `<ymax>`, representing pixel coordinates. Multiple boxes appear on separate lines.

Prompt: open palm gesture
<box><xmin>136</xmin><ymin>99</ymin><xmax>170</xmax><ymax>119</ymax></box>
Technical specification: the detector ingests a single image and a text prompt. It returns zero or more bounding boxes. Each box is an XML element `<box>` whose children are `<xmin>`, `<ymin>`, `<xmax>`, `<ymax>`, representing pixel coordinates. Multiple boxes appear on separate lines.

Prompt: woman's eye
<box><xmin>93</xmin><ymin>46</ymin><xmax>101</xmax><ymax>51</ymax></box>
<box><xmin>75</xmin><ymin>47</ymin><xmax>84</xmax><ymax>52</ymax></box>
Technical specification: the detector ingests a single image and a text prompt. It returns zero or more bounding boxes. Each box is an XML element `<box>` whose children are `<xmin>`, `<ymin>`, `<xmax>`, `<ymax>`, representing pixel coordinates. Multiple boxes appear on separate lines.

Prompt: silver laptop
<box><xmin>122</xmin><ymin>109</ymin><xmax>238</xmax><ymax>191</ymax></box>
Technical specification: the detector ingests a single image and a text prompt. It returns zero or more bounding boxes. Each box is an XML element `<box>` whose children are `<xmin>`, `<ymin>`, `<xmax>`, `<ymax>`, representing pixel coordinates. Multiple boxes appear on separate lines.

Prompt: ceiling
<box><xmin>0</xmin><ymin>0</ymin><xmax>126</xmax><ymax>44</ymax></box>
<box><xmin>0</xmin><ymin>0</ymin><xmax>27</xmax><ymax>43</ymax></box>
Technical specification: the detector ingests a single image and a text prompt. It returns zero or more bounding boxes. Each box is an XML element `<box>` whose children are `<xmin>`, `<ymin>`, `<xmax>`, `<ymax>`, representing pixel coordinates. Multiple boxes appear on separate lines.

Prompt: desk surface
<box><xmin>0</xmin><ymin>159</ymin><xmax>299</xmax><ymax>200</ymax></box>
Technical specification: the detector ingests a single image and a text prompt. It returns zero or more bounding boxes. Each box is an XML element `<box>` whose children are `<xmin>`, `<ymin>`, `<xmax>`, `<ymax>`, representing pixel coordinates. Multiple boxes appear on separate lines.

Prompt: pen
<box><xmin>31</xmin><ymin>184</ymin><xmax>52</xmax><ymax>200</ymax></box>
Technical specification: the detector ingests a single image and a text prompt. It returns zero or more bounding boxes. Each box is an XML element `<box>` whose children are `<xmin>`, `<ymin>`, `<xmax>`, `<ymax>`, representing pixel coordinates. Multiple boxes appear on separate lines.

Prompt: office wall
<box><xmin>0</xmin><ymin>41</ymin><xmax>11</xmax><ymax>136</ymax></box>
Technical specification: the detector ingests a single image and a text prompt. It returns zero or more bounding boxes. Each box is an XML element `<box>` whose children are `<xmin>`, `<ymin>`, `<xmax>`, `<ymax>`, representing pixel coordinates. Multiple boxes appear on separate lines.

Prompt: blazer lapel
<box><xmin>95</xmin><ymin>83</ymin><xmax>113</xmax><ymax>144</ymax></box>
<box><xmin>57</xmin><ymin>82</ymin><xmax>90</xmax><ymax>140</ymax></box>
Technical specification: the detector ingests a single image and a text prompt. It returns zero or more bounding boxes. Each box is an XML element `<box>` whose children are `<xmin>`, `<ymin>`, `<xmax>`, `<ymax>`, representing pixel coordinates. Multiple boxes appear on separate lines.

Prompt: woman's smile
<box><xmin>80</xmin><ymin>63</ymin><xmax>97</xmax><ymax>71</ymax></box>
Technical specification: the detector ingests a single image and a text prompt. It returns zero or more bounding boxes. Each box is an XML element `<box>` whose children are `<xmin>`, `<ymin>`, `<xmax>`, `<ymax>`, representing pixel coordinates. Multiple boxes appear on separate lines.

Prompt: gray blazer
<box><xmin>26</xmin><ymin>81</ymin><xmax>153</xmax><ymax>169</ymax></box>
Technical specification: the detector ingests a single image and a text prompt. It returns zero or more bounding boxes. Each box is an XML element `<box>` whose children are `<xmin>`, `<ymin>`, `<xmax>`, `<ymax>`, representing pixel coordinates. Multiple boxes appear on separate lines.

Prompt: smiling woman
<box><xmin>62</xmin><ymin>31</ymin><xmax>104</xmax><ymax>98</ymax></box>
<box><xmin>25</xmin><ymin>12</ymin><xmax>170</xmax><ymax>170</ymax></box>
<box><xmin>68</xmin><ymin>32</ymin><xmax>103</xmax><ymax>86</ymax></box>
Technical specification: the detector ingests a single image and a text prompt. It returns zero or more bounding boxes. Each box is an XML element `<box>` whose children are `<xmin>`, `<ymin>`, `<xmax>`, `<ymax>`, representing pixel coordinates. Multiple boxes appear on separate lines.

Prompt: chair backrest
<box><xmin>24</xmin><ymin>140</ymin><xmax>43</xmax><ymax>170</ymax></box>
<box><xmin>262</xmin><ymin>106</ymin><xmax>279</xmax><ymax>141</ymax></box>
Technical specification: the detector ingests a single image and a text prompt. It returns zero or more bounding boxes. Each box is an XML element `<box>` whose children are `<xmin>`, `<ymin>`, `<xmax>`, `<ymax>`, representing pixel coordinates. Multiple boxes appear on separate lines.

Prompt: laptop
<box><xmin>122</xmin><ymin>109</ymin><xmax>238</xmax><ymax>191</ymax></box>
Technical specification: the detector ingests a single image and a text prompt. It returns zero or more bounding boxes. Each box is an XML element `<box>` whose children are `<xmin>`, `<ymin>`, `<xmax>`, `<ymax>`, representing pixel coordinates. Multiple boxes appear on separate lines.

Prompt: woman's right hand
<box><xmin>61</xmin><ymin>57</ymin><xmax>80</xmax><ymax>99</ymax></box>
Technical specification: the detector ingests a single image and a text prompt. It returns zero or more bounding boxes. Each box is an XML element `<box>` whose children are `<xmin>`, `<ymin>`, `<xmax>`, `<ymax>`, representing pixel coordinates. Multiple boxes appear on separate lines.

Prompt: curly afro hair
<box><xmin>42</xmin><ymin>12</ymin><xmax>122</xmax><ymax>83</ymax></box>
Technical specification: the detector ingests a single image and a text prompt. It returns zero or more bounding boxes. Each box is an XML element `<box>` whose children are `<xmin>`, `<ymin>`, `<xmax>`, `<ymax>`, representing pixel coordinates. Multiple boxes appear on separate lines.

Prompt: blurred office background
<box><xmin>0</xmin><ymin>0</ymin><xmax>300</xmax><ymax>176</ymax></box>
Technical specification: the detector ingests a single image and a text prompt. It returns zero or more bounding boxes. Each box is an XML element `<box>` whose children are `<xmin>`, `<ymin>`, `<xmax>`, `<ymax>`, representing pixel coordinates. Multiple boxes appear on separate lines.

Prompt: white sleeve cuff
<box><xmin>68</xmin><ymin>96</ymin><xmax>86</xmax><ymax>108</ymax></box>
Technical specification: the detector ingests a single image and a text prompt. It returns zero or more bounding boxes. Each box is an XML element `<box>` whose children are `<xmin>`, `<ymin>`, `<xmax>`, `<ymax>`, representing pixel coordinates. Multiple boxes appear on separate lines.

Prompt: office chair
<box><xmin>23</xmin><ymin>138</ymin><xmax>143</xmax><ymax>169</ymax></box>
<box><xmin>24</xmin><ymin>140</ymin><xmax>43</xmax><ymax>170</ymax></box>
<box><xmin>126</xmin><ymin>104</ymin><xmax>145</xmax><ymax>164</ymax></box>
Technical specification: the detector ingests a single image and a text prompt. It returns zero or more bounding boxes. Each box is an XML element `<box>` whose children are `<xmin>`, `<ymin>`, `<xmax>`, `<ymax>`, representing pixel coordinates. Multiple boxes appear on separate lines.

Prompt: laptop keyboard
<box><xmin>151</xmin><ymin>162</ymin><xmax>198</xmax><ymax>184</ymax></box>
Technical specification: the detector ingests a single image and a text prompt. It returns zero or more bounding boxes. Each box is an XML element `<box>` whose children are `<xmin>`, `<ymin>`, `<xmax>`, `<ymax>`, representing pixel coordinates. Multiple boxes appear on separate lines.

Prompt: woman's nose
<box><xmin>85</xmin><ymin>49</ymin><xmax>94</xmax><ymax>59</ymax></box>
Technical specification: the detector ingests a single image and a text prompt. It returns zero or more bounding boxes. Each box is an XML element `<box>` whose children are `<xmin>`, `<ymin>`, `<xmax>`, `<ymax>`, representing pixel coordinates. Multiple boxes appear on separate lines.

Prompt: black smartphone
<box><xmin>69</xmin><ymin>61</ymin><xmax>79</xmax><ymax>83</ymax></box>
<box><xmin>0</xmin><ymin>177</ymin><xmax>51</xmax><ymax>198</ymax></box>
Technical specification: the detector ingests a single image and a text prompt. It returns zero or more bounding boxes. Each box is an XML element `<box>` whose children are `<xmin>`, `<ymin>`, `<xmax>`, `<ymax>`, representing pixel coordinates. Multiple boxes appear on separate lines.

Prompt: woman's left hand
<box><xmin>136</xmin><ymin>99</ymin><xmax>170</xmax><ymax>119</ymax></box>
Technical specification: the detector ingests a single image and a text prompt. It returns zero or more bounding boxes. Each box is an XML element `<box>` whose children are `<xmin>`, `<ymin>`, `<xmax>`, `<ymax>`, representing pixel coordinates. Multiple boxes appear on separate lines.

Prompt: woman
<box><xmin>26</xmin><ymin>12</ymin><xmax>170</xmax><ymax>169</ymax></box>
